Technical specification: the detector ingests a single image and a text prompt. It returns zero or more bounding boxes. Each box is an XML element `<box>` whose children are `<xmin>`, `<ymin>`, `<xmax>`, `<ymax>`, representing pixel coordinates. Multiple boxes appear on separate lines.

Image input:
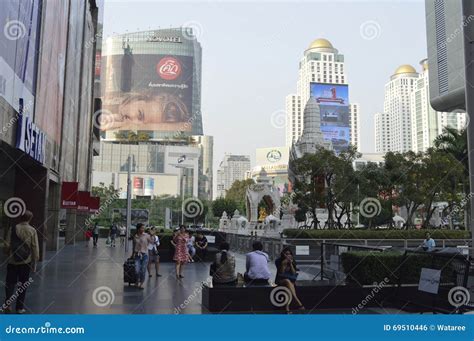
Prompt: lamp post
<box><xmin>125</xmin><ymin>154</ymin><xmax>132</xmax><ymax>253</ymax></box>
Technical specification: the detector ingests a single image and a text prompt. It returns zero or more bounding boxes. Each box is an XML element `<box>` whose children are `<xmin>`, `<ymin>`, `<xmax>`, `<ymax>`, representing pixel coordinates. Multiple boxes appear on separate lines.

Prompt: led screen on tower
<box><xmin>310</xmin><ymin>83</ymin><xmax>350</xmax><ymax>153</ymax></box>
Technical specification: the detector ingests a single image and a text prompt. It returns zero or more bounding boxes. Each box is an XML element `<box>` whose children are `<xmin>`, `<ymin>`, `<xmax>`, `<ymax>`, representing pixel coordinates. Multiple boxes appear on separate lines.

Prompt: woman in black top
<box><xmin>275</xmin><ymin>247</ymin><xmax>304</xmax><ymax>313</ymax></box>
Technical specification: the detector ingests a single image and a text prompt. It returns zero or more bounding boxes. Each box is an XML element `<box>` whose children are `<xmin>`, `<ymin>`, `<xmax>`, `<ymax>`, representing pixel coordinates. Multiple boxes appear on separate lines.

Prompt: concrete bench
<box><xmin>202</xmin><ymin>280</ymin><xmax>390</xmax><ymax>312</ymax></box>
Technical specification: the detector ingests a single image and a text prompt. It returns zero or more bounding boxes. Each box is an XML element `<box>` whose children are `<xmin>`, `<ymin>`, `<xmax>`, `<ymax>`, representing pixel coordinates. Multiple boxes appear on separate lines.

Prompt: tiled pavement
<box><xmin>0</xmin><ymin>239</ymin><xmax>400</xmax><ymax>314</ymax></box>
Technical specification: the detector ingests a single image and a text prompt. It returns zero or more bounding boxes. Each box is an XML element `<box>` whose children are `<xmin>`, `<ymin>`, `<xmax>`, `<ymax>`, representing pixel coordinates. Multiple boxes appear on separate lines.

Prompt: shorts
<box><xmin>148</xmin><ymin>250</ymin><xmax>159</xmax><ymax>263</ymax></box>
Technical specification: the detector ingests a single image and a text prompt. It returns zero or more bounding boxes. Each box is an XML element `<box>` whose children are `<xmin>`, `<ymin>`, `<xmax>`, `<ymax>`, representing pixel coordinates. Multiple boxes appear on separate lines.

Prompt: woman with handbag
<box><xmin>275</xmin><ymin>247</ymin><xmax>305</xmax><ymax>313</ymax></box>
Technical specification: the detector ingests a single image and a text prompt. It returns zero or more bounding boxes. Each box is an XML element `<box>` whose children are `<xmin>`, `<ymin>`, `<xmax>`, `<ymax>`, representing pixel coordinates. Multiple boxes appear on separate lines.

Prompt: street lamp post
<box><xmin>125</xmin><ymin>155</ymin><xmax>132</xmax><ymax>253</ymax></box>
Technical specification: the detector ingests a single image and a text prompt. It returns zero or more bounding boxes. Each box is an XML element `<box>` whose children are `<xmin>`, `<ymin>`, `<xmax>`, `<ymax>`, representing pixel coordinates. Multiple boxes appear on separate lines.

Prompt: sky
<box><xmin>103</xmin><ymin>0</ymin><xmax>428</xmax><ymax>192</ymax></box>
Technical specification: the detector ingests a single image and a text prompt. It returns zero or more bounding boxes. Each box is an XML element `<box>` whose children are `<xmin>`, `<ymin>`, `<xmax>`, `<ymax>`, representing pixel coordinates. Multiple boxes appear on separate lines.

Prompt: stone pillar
<box><xmin>45</xmin><ymin>179</ymin><xmax>60</xmax><ymax>251</ymax></box>
<box><xmin>65</xmin><ymin>210</ymin><xmax>76</xmax><ymax>245</ymax></box>
<box><xmin>75</xmin><ymin>212</ymin><xmax>88</xmax><ymax>242</ymax></box>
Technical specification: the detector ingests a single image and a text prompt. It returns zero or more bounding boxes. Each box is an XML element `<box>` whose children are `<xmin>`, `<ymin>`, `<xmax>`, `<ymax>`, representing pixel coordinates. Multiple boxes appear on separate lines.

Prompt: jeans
<box><xmin>135</xmin><ymin>253</ymin><xmax>149</xmax><ymax>283</ymax></box>
<box><xmin>5</xmin><ymin>263</ymin><xmax>31</xmax><ymax>310</ymax></box>
<box><xmin>93</xmin><ymin>234</ymin><xmax>99</xmax><ymax>246</ymax></box>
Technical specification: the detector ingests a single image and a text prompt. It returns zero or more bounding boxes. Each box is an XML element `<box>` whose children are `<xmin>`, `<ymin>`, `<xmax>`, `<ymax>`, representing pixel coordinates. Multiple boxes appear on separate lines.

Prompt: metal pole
<box><xmin>181</xmin><ymin>169</ymin><xmax>185</xmax><ymax>225</ymax></box>
<box><xmin>462</xmin><ymin>0</ymin><xmax>474</xmax><ymax>258</ymax></box>
<box><xmin>125</xmin><ymin>155</ymin><xmax>132</xmax><ymax>253</ymax></box>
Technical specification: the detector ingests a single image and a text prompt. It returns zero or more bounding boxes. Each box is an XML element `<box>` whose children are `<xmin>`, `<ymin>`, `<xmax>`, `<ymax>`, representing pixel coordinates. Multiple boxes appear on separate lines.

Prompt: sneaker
<box><xmin>156</xmin><ymin>274</ymin><xmax>162</xmax><ymax>277</ymax></box>
<box><xmin>16</xmin><ymin>309</ymin><xmax>26</xmax><ymax>314</ymax></box>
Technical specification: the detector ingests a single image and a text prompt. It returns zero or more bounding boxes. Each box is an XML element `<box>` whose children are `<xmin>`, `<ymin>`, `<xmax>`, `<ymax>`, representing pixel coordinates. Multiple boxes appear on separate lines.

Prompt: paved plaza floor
<box><xmin>0</xmin><ymin>238</ymin><xmax>402</xmax><ymax>314</ymax></box>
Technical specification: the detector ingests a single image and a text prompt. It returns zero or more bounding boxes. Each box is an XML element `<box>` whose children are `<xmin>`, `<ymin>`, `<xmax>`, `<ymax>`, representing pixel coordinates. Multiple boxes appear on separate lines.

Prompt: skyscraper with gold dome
<box><xmin>285</xmin><ymin>38</ymin><xmax>360</xmax><ymax>151</ymax></box>
<box><xmin>375</xmin><ymin>60</ymin><xmax>467</xmax><ymax>153</ymax></box>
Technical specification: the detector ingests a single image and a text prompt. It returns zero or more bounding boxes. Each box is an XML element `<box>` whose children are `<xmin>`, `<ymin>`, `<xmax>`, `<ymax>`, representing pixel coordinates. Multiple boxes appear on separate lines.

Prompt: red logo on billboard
<box><xmin>157</xmin><ymin>57</ymin><xmax>181</xmax><ymax>80</ymax></box>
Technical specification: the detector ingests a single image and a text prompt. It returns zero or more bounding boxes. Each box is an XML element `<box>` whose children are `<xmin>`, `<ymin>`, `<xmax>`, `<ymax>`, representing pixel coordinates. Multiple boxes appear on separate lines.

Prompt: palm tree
<box><xmin>433</xmin><ymin>127</ymin><xmax>468</xmax><ymax>175</ymax></box>
<box><xmin>434</xmin><ymin>127</ymin><xmax>469</xmax><ymax>229</ymax></box>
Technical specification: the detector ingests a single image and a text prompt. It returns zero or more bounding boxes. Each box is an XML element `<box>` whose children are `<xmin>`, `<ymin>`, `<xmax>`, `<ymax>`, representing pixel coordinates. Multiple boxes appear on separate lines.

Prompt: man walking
<box><xmin>3</xmin><ymin>210</ymin><xmax>39</xmax><ymax>314</ymax></box>
<box><xmin>93</xmin><ymin>222</ymin><xmax>99</xmax><ymax>247</ymax></box>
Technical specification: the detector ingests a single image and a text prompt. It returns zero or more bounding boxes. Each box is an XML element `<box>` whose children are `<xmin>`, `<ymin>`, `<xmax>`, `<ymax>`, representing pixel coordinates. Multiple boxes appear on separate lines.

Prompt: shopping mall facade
<box><xmin>0</xmin><ymin>0</ymin><xmax>101</xmax><ymax>258</ymax></box>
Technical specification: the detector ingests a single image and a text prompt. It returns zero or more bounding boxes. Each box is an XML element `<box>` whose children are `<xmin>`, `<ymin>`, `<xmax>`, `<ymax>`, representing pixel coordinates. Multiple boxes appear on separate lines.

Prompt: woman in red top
<box><xmin>172</xmin><ymin>225</ymin><xmax>189</xmax><ymax>279</ymax></box>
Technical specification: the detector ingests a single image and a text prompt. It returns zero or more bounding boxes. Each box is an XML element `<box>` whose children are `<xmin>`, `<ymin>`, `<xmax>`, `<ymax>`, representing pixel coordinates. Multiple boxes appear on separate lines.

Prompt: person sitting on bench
<box><xmin>275</xmin><ymin>247</ymin><xmax>305</xmax><ymax>313</ymax></box>
<box><xmin>211</xmin><ymin>242</ymin><xmax>237</xmax><ymax>286</ymax></box>
<box><xmin>244</xmin><ymin>241</ymin><xmax>270</xmax><ymax>284</ymax></box>
<box><xmin>195</xmin><ymin>232</ymin><xmax>208</xmax><ymax>261</ymax></box>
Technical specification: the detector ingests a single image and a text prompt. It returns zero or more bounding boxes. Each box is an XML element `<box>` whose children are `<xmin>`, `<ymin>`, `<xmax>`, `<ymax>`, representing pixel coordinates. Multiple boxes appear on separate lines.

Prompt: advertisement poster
<box><xmin>310</xmin><ymin>83</ymin><xmax>351</xmax><ymax>153</ymax></box>
<box><xmin>102</xmin><ymin>53</ymin><xmax>194</xmax><ymax>133</ymax></box>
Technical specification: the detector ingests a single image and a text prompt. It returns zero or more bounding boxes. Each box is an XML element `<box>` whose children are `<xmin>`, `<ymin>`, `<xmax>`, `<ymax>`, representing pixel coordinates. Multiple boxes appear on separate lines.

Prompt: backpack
<box><xmin>10</xmin><ymin>225</ymin><xmax>31</xmax><ymax>262</ymax></box>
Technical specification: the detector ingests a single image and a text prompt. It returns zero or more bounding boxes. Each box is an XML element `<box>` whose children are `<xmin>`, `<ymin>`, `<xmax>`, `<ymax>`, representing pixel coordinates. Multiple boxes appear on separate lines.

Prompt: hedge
<box><xmin>283</xmin><ymin>229</ymin><xmax>470</xmax><ymax>240</ymax></box>
<box><xmin>341</xmin><ymin>251</ymin><xmax>458</xmax><ymax>285</ymax></box>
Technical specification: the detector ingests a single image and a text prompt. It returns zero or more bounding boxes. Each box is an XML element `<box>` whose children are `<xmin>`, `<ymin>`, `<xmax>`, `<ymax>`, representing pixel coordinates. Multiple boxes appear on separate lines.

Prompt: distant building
<box><xmin>410</xmin><ymin>59</ymin><xmax>466</xmax><ymax>153</ymax></box>
<box><xmin>216</xmin><ymin>154</ymin><xmax>251</xmax><ymax>198</ymax></box>
<box><xmin>375</xmin><ymin>61</ymin><xmax>466</xmax><ymax>154</ymax></box>
<box><xmin>286</xmin><ymin>38</ymin><xmax>360</xmax><ymax>152</ymax></box>
<box><xmin>249</xmin><ymin>146</ymin><xmax>291</xmax><ymax>196</ymax></box>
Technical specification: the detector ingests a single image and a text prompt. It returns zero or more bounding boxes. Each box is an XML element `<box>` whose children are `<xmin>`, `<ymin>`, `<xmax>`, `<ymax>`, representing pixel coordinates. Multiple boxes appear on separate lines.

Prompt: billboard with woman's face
<box><xmin>101</xmin><ymin>53</ymin><xmax>194</xmax><ymax>133</ymax></box>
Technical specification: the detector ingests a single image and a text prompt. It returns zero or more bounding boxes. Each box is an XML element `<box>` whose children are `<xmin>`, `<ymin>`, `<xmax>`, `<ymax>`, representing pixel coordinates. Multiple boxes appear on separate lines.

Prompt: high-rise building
<box><xmin>216</xmin><ymin>154</ymin><xmax>251</xmax><ymax>198</ymax></box>
<box><xmin>96</xmin><ymin>28</ymin><xmax>213</xmax><ymax>200</ymax></box>
<box><xmin>375</xmin><ymin>61</ymin><xmax>466</xmax><ymax>154</ymax></box>
<box><xmin>411</xmin><ymin>59</ymin><xmax>466</xmax><ymax>153</ymax></box>
<box><xmin>190</xmin><ymin>135</ymin><xmax>213</xmax><ymax>201</ymax></box>
<box><xmin>375</xmin><ymin>65</ymin><xmax>419</xmax><ymax>153</ymax></box>
<box><xmin>286</xmin><ymin>38</ymin><xmax>360</xmax><ymax>151</ymax></box>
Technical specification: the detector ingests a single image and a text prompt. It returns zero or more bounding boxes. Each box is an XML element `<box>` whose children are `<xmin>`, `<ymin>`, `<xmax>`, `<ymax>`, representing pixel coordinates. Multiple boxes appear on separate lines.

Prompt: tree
<box><xmin>434</xmin><ymin>127</ymin><xmax>468</xmax><ymax>176</ymax></box>
<box><xmin>90</xmin><ymin>183</ymin><xmax>122</xmax><ymax>225</ymax></box>
<box><xmin>211</xmin><ymin>198</ymin><xmax>238</xmax><ymax>218</ymax></box>
<box><xmin>290</xmin><ymin>146</ymin><xmax>359</xmax><ymax>229</ymax></box>
<box><xmin>419</xmin><ymin>148</ymin><xmax>465</xmax><ymax>228</ymax></box>
<box><xmin>225</xmin><ymin>178</ymin><xmax>255</xmax><ymax>214</ymax></box>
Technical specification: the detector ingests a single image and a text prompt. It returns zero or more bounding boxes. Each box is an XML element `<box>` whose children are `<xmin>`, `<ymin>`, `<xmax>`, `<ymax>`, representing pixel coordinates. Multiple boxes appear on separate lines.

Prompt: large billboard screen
<box><xmin>102</xmin><ymin>54</ymin><xmax>194</xmax><ymax>133</ymax></box>
<box><xmin>310</xmin><ymin>83</ymin><xmax>350</xmax><ymax>153</ymax></box>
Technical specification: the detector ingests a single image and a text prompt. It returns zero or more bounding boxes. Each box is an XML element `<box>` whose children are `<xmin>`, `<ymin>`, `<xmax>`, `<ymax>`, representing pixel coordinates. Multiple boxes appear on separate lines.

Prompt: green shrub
<box><xmin>283</xmin><ymin>229</ymin><xmax>470</xmax><ymax>240</ymax></box>
<box><xmin>341</xmin><ymin>251</ymin><xmax>403</xmax><ymax>284</ymax></box>
<box><xmin>341</xmin><ymin>251</ymin><xmax>458</xmax><ymax>285</ymax></box>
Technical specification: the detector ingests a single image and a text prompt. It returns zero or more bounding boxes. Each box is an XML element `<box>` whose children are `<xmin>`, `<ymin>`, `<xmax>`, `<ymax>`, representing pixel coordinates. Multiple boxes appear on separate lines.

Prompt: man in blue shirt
<box><xmin>422</xmin><ymin>233</ymin><xmax>436</xmax><ymax>251</ymax></box>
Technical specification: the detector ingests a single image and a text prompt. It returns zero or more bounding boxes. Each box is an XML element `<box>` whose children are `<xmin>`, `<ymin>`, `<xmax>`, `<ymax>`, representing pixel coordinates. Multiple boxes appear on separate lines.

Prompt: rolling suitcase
<box><xmin>124</xmin><ymin>257</ymin><xmax>137</xmax><ymax>285</ymax></box>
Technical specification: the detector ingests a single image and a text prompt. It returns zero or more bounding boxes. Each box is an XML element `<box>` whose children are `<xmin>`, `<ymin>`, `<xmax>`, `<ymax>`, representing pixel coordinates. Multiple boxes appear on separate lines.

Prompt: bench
<box><xmin>202</xmin><ymin>280</ymin><xmax>395</xmax><ymax>312</ymax></box>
